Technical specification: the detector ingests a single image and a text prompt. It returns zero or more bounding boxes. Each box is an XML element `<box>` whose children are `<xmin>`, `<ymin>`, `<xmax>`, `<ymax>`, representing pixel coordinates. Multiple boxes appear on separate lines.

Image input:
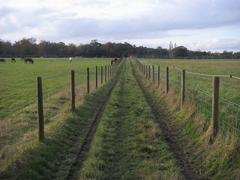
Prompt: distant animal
<box><xmin>24</xmin><ymin>58</ymin><xmax>34</xmax><ymax>64</ymax></box>
<box><xmin>11</xmin><ymin>58</ymin><xmax>16</xmax><ymax>63</ymax></box>
<box><xmin>111</xmin><ymin>58</ymin><xmax>118</xmax><ymax>65</ymax></box>
<box><xmin>69</xmin><ymin>57</ymin><xmax>73</xmax><ymax>63</ymax></box>
<box><xmin>0</xmin><ymin>58</ymin><xmax>6</xmax><ymax>63</ymax></box>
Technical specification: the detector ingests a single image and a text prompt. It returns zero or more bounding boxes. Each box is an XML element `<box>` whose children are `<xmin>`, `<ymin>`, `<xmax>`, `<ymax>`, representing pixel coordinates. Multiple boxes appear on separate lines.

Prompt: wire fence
<box><xmin>134</xmin><ymin>59</ymin><xmax>240</xmax><ymax>139</ymax></box>
<box><xmin>0</xmin><ymin>62</ymin><xmax>119</xmax><ymax>173</ymax></box>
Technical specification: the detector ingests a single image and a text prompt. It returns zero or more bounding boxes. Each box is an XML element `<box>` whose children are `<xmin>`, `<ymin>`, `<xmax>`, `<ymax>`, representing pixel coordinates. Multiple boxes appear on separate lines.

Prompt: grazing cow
<box><xmin>11</xmin><ymin>58</ymin><xmax>16</xmax><ymax>63</ymax></box>
<box><xmin>69</xmin><ymin>57</ymin><xmax>73</xmax><ymax>63</ymax></box>
<box><xmin>0</xmin><ymin>58</ymin><xmax>6</xmax><ymax>63</ymax></box>
<box><xmin>24</xmin><ymin>58</ymin><xmax>34</xmax><ymax>64</ymax></box>
<box><xmin>111</xmin><ymin>57</ymin><xmax>118</xmax><ymax>65</ymax></box>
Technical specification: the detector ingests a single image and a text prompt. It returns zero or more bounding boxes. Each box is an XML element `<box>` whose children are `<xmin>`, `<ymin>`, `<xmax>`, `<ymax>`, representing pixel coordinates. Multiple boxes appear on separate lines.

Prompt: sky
<box><xmin>0</xmin><ymin>0</ymin><xmax>240</xmax><ymax>52</ymax></box>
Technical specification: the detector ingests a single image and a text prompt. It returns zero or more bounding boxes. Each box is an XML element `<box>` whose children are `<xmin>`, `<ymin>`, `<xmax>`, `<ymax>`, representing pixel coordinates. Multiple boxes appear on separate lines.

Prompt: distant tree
<box><xmin>0</xmin><ymin>38</ymin><xmax>239</xmax><ymax>59</ymax></box>
<box><xmin>0</xmin><ymin>40</ymin><xmax>13</xmax><ymax>57</ymax></box>
<box><xmin>13</xmin><ymin>38</ymin><xmax>38</xmax><ymax>57</ymax></box>
<box><xmin>172</xmin><ymin>46</ymin><xmax>189</xmax><ymax>57</ymax></box>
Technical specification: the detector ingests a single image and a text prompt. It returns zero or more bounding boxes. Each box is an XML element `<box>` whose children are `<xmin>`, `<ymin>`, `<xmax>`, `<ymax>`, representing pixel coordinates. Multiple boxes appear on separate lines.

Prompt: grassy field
<box><xmin>0</xmin><ymin>58</ymin><xmax>111</xmax><ymax>119</ymax></box>
<box><xmin>1</xmin><ymin>58</ymin><xmax>240</xmax><ymax>179</ymax></box>
<box><xmin>0</xmin><ymin>58</ymin><xmax>111</xmax><ymax>172</ymax></box>
<box><xmin>133</xmin><ymin>60</ymin><xmax>240</xmax><ymax>179</ymax></box>
<box><xmin>141</xmin><ymin>59</ymin><xmax>240</xmax><ymax>136</ymax></box>
<box><xmin>0</xmin><ymin>76</ymin><xmax>119</xmax><ymax>179</ymax></box>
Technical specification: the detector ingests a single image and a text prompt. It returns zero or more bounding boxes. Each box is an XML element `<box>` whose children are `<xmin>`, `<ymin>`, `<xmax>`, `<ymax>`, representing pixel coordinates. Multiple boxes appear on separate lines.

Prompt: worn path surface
<box><xmin>79</xmin><ymin>61</ymin><xmax>186</xmax><ymax>179</ymax></box>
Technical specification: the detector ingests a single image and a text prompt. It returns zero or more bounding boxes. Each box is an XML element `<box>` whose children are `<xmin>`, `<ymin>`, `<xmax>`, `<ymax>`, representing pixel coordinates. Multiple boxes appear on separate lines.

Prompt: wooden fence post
<box><xmin>211</xmin><ymin>76</ymin><xmax>220</xmax><ymax>139</ymax></box>
<box><xmin>145</xmin><ymin>65</ymin><xmax>147</xmax><ymax>78</ymax></box>
<box><xmin>166</xmin><ymin>66</ymin><xmax>169</xmax><ymax>94</ymax></box>
<box><xmin>148</xmin><ymin>65</ymin><xmax>151</xmax><ymax>80</ymax></box>
<box><xmin>181</xmin><ymin>69</ymin><xmax>186</xmax><ymax>107</ymax></box>
<box><xmin>110</xmin><ymin>65</ymin><xmax>112</xmax><ymax>78</ymax></box>
<box><xmin>101</xmin><ymin>66</ymin><xmax>103</xmax><ymax>84</ymax></box>
<box><xmin>158</xmin><ymin>65</ymin><xmax>160</xmax><ymax>87</ymax></box>
<box><xmin>107</xmin><ymin>66</ymin><xmax>109</xmax><ymax>80</ymax></box>
<box><xmin>96</xmin><ymin>66</ymin><xmax>98</xmax><ymax>89</ymax></box>
<box><xmin>152</xmin><ymin>65</ymin><xmax>155</xmax><ymax>81</ymax></box>
<box><xmin>105</xmin><ymin>66</ymin><xmax>107</xmax><ymax>82</ymax></box>
<box><xmin>87</xmin><ymin>68</ymin><xmax>90</xmax><ymax>94</ymax></box>
<box><xmin>37</xmin><ymin>77</ymin><xmax>44</xmax><ymax>142</ymax></box>
<box><xmin>71</xmin><ymin>70</ymin><xmax>75</xmax><ymax>111</ymax></box>
<box><xmin>108</xmin><ymin>65</ymin><xmax>110</xmax><ymax>80</ymax></box>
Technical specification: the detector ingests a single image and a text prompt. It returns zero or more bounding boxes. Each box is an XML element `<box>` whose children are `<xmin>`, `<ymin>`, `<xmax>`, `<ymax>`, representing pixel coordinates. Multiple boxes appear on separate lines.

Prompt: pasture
<box><xmin>0</xmin><ymin>58</ymin><xmax>240</xmax><ymax>179</ymax></box>
<box><xmin>0</xmin><ymin>58</ymin><xmax>111</xmax><ymax>119</ymax></box>
<box><xmin>141</xmin><ymin>59</ymin><xmax>240</xmax><ymax>136</ymax></box>
<box><xmin>0</xmin><ymin>57</ymin><xmax>111</xmax><ymax>172</ymax></box>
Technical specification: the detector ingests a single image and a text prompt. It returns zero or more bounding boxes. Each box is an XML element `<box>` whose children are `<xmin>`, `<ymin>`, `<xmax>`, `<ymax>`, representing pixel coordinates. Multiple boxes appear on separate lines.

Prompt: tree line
<box><xmin>0</xmin><ymin>38</ymin><xmax>239</xmax><ymax>59</ymax></box>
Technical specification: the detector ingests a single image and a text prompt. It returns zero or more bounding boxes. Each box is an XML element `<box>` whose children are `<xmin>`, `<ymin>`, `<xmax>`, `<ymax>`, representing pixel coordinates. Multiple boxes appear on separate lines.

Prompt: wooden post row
<box><xmin>37</xmin><ymin>77</ymin><xmax>44</xmax><ymax>142</ymax></box>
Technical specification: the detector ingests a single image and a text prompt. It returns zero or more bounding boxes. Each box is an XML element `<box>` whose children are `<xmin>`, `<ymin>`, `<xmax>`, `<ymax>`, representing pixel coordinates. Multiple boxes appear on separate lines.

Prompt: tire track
<box><xmin>131</xmin><ymin>61</ymin><xmax>204</xmax><ymax>180</ymax></box>
<box><xmin>79</xmin><ymin>60</ymin><xmax>183</xmax><ymax>179</ymax></box>
<box><xmin>66</xmin><ymin>63</ymin><xmax>123</xmax><ymax>180</ymax></box>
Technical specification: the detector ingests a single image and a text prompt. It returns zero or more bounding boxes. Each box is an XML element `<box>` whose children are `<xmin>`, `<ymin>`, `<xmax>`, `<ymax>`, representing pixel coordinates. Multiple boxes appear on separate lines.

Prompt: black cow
<box><xmin>11</xmin><ymin>58</ymin><xmax>16</xmax><ymax>63</ymax></box>
<box><xmin>24</xmin><ymin>58</ymin><xmax>34</xmax><ymax>64</ymax></box>
<box><xmin>0</xmin><ymin>58</ymin><xmax>6</xmax><ymax>63</ymax></box>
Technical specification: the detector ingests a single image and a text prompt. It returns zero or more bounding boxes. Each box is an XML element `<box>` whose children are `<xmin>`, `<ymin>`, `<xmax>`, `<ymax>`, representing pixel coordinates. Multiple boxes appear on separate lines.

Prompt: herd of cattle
<box><xmin>0</xmin><ymin>57</ymin><xmax>34</xmax><ymax>64</ymax></box>
<box><xmin>0</xmin><ymin>57</ymin><xmax>120</xmax><ymax>64</ymax></box>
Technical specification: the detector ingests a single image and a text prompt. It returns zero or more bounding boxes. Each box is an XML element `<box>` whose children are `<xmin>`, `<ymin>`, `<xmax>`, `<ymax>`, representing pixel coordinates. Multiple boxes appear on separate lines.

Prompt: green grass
<box><xmin>134</xmin><ymin>59</ymin><xmax>240</xmax><ymax>179</ymax></box>
<box><xmin>0</xmin><ymin>77</ymin><xmax>118</xmax><ymax>179</ymax></box>
<box><xmin>0</xmin><ymin>58</ymin><xmax>111</xmax><ymax>173</ymax></box>
<box><xmin>141</xmin><ymin>59</ymin><xmax>240</xmax><ymax>136</ymax></box>
<box><xmin>79</xmin><ymin>60</ymin><xmax>182</xmax><ymax>179</ymax></box>
<box><xmin>0</xmin><ymin>57</ymin><xmax>111</xmax><ymax>119</ymax></box>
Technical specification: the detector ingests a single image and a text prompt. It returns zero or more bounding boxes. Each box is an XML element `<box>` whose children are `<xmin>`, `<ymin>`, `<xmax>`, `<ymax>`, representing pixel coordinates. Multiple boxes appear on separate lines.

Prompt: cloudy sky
<box><xmin>0</xmin><ymin>0</ymin><xmax>240</xmax><ymax>51</ymax></box>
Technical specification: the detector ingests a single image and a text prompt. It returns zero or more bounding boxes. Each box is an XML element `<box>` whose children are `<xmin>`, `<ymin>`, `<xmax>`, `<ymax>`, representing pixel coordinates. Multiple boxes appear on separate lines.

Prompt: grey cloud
<box><xmin>0</xmin><ymin>0</ymin><xmax>240</xmax><ymax>51</ymax></box>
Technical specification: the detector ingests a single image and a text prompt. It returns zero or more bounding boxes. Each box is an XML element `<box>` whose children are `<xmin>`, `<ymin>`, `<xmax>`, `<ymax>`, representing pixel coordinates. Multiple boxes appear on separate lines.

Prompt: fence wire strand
<box><xmin>138</xmin><ymin>60</ymin><xmax>240</xmax><ymax>138</ymax></box>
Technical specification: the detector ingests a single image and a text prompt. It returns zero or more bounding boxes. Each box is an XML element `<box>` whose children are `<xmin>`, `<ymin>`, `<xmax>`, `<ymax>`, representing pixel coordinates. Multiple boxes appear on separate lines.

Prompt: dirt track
<box><xmin>76</xmin><ymin>60</ymin><xmax>203</xmax><ymax>179</ymax></box>
<box><xmin>66</xmin><ymin>63</ymin><xmax>122</xmax><ymax>180</ymax></box>
<box><xmin>132</xmin><ymin>61</ymin><xmax>203</xmax><ymax>180</ymax></box>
